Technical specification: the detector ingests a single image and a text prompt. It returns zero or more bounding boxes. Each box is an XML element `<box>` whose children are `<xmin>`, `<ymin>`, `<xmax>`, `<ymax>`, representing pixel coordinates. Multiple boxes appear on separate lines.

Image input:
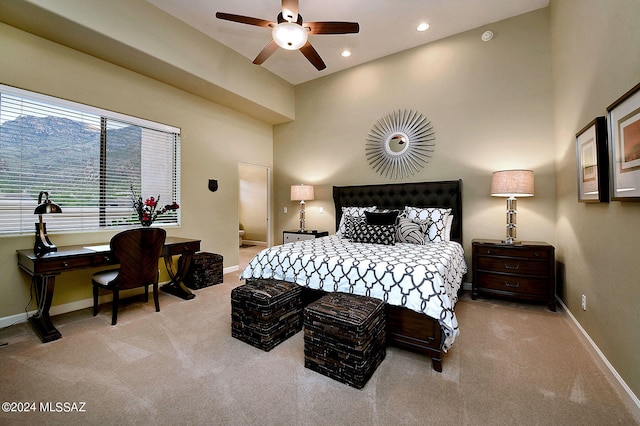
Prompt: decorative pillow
<box><xmin>396</xmin><ymin>216</ymin><xmax>429</xmax><ymax>245</ymax></box>
<box><xmin>404</xmin><ymin>206</ymin><xmax>452</xmax><ymax>243</ymax></box>
<box><xmin>336</xmin><ymin>206</ymin><xmax>376</xmax><ymax>237</ymax></box>
<box><xmin>364</xmin><ymin>210</ymin><xmax>400</xmax><ymax>225</ymax></box>
<box><xmin>444</xmin><ymin>215</ymin><xmax>454</xmax><ymax>242</ymax></box>
<box><xmin>343</xmin><ymin>214</ymin><xmax>366</xmax><ymax>239</ymax></box>
<box><xmin>351</xmin><ymin>222</ymin><xmax>396</xmax><ymax>245</ymax></box>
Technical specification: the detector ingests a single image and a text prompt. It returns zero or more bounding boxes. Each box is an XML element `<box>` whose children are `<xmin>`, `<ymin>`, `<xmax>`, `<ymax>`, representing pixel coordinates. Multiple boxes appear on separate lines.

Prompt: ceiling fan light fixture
<box><xmin>272</xmin><ymin>22</ymin><xmax>308</xmax><ymax>50</ymax></box>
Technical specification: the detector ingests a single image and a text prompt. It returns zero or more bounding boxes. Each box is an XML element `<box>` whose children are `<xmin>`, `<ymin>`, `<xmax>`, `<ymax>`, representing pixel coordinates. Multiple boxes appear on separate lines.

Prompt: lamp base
<box><xmin>498</xmin><ymin>239</ymin><xmax>523</xmax><ymax>245</ymax></box>
<box><xmin>34</xmin><ymin>222</ymin><xmax>57</xmax><ymax>256</ymax></box>
<box><xmin>503</xmin><ymin>197</ymin><xmax>518</xmax><ymax>245</ymax></box>
<box><xmin>298</xmin><ymin>201</ymin><xmax>306</xmax><ymax>232</ymax></box>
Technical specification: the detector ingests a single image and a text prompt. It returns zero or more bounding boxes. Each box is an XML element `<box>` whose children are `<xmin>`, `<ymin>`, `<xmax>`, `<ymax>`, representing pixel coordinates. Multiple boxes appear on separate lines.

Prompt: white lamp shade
<box><xmin>272</xmin><ymin>22</ymin><xmax>308</xmax><ymax>50</ymax></box>
<box><xmin>491</xmin><ymin>170</ymin><xmax>534</xmax><ymax>197</ymax></box>
<box><xmin>291</xmin><ymin>184</ymin><xmax>315</xmax><ymax>201</ymax></box>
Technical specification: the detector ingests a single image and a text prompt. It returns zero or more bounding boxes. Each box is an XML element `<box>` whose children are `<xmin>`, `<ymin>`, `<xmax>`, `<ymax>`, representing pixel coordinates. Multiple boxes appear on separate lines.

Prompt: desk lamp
<box><xmin>290</xmin><ymin>184</ymin><xmax>314</xmax><ymax>232</ymax></box>
<box><xmin>491</xmin><ymin>170</ymin><xmax>534</xmax><ymax>244</ymax></box>
<box><xmin>34</xmin><ymin>191</ymin><xmax>63</xmax><ymax>256</ymax></box>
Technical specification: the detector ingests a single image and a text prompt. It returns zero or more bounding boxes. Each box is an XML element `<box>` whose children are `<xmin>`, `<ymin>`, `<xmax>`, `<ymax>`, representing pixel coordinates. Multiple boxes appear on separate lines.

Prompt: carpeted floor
<box><xmin>0</xmin><ymin>265</ymin><xmax>638</xmax><ymax>425</ymax></box>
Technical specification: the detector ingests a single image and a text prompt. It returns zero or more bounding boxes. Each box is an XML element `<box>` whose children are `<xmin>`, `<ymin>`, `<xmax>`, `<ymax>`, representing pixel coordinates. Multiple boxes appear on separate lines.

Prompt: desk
<box><xmin>17</xmin><ymin>236</ymin><xmax>201</xmax><ymax>343</ymax></box>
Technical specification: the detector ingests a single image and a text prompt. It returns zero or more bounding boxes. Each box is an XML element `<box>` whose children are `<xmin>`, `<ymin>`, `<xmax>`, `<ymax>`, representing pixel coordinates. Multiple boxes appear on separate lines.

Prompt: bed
<box><xmin>241</xmin><ymin>180</ymin><xmax>466</xmax><ymax>372</ymax></box>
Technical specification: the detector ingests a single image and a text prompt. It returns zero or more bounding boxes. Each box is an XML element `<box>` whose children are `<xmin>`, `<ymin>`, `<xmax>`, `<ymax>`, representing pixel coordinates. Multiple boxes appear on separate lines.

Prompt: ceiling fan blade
<box><xmin>253</xmin><ymin>40</ymin><xmax>279</xmax><ymax>65</ymax></box>
<box><xmin>281</xmin><ymin>0</ymin><xmax>299</xmax><ymax>22</ymax></box>
<box><xmin>300</xmin><ymin>41</ymin><xmax>326</xmax><ymax>71</ymax></box>
<box><xmin>305</xmin><ymin>22</ymin><xmax>360</xmax><ymax>35</ymax></box>
<box><xmin>215</xmin><ymin>12</ymin><xmax>275</xmax><ymax>28</ymax></box>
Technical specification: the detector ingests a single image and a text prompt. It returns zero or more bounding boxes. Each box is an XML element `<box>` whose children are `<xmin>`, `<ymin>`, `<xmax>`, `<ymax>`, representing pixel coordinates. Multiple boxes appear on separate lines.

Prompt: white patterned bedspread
<box><xmin>240</xmin><ymin>236</ymin><xmax>467</xmax><ymax>350</ymax></box>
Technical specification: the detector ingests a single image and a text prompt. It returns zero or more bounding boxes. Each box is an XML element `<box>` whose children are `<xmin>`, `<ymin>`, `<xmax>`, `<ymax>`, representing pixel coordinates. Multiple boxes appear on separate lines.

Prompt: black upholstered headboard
<box><xmin>333</xmin><ymin>180</ymin><xmax>463</xmax><ymax>244</ymax></box>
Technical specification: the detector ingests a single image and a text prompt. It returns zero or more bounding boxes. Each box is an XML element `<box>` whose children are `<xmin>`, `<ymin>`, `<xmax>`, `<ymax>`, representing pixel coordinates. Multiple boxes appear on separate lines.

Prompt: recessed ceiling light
<box><xmin>481</xmin><ymin>30</ymin><xmax>494</xmax><ymax>42</ymax></box>
<box><xmin>341</xmin><ymin>50</ymin><xmax>352</xmax><ymax>57</ymax></box>
<box><xmin>417</xmin><ymin>22</ymin><xmax>430</xmax><ymax>32</ymax></box>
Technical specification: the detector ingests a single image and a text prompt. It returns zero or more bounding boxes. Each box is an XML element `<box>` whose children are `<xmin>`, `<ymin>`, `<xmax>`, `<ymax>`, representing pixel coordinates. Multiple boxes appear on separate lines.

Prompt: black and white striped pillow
<box><xmin>396</xmin><ymin>216</ymin><xmax>429</xmax><ymax>245</ymax></box>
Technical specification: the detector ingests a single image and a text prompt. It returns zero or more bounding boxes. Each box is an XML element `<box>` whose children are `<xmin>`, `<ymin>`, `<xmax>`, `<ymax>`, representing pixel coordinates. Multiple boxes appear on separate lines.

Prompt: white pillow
<box><xmin>404</xmin><ymin>206</ymin><xmax>452</xmax><ymax>243</ymax></box>
<box><xmin>336</xmin><ymin>206</ymin><xmax>376</xmax><ymax>237</ymax></box>
<box><xmin>444</xmin><ymin>215</ymin><xmax>454</xmax><ymax>242</ymax></box>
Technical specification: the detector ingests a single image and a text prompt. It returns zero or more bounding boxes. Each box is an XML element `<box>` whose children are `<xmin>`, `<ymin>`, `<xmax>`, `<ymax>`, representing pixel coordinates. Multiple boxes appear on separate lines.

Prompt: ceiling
<box><xmin>147</xmin><ymin>0</ymin><xmax>549</xmax><ymax>85</ymax></box>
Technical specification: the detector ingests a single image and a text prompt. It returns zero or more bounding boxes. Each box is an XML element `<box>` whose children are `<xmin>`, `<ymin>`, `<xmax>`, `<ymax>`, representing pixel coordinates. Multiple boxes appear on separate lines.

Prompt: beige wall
<box><xmin>0</xmin><ymin>22</ymin><xmax>273</xmax><ymax>318</ymax></box>
<box><xmin>550</xmin><ymin>0</ymin><xmax>640</xmax><ymax>400</ymax></box>
<box><xmin>274</xmin><ymin>9</ymin><xmax>556</xmax><ymax>266</ymax></box>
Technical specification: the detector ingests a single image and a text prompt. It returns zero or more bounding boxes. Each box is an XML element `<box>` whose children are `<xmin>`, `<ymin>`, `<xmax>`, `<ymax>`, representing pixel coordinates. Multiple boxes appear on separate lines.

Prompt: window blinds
<box><xmin>0</xmin><ymin>84</ymin><xmax>181</xmax><ymax>236</ymax></box>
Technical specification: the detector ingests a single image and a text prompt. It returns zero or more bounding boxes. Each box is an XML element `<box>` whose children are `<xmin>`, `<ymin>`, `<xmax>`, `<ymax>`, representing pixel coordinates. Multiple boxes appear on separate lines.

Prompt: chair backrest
<box><xmin>110</xmin><ymin>228</ymin><xmax>167</xmax><ymax>290</ymax></box>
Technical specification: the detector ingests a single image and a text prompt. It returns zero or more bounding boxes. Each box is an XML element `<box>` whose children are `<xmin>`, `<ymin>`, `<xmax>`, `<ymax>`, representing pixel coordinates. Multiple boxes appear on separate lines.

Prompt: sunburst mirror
<box><xmin>365</xmin><ymin>109</ymin><xmax>435</xmax><ymax>179</ymax></box>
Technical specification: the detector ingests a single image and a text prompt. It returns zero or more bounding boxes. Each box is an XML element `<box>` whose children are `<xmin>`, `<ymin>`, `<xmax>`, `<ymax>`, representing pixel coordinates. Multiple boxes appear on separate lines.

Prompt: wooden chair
<box><xmin>92</xmin><ymin>228</ymin><xmax>167</xmax><ymax>325</ymax></box>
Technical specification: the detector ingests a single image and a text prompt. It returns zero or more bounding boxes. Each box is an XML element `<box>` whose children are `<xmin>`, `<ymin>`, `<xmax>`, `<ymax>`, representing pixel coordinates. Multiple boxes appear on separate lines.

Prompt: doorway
<box><xmin>238</xmin><ymin>163</ymin><xmax>270</xmax><ymax>249</ymax></box>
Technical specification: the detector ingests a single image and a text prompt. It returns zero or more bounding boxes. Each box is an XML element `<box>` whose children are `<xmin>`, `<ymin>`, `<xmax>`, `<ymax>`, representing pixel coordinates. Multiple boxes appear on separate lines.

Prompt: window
<box><xmin>0</xmin><ymin>84</ymin><xmax>181</xmax><ymax>236</ymax></box>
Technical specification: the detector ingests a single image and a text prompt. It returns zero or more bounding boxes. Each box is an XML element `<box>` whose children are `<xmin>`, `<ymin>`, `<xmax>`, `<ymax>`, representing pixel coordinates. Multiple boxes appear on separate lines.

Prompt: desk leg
<box><xmin>160</xmin><ymin>253</ymin><xmax>195</xmax><ymax>300</ymax></box>
<box><xmin>29</xmin><ymin>275</ymin><xmax>62</xmax><ymax>342</ymax></box>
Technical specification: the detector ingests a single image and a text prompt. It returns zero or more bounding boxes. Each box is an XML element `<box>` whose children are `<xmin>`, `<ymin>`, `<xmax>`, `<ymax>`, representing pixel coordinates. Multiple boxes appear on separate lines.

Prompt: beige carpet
<box><xmin>0</xmin><ymin>265</ymin><xmax>638</xmax><ymax>425</ymax></box>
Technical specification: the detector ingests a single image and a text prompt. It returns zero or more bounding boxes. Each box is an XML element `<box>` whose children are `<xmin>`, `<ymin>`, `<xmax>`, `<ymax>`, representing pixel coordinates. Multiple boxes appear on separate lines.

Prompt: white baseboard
<box><xmin>224</xmin><ymin>265</ymin><xmax>239</xmax><ymax>274</ymax></box>
<box><xmin>0</xmin><ymin>283</ymin><xmax>169</xmax><ymax>329</ymax></box>
<box><xmin>557</xmin><ymin>297</ymin><xmax>640</xmax><ymax>421</ymax></box>
<box><xmin>241</xmin><ymin>240</ymin><xmax>266</xmax><ymax>247</ymax></box>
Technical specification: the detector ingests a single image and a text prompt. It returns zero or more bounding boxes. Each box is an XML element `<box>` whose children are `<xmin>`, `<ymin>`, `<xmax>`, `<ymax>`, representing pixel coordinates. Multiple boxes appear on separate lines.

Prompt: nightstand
<box><xmin>282</xmin><ymin>230</ymin><xmax>329</xmax><ymax>243</ymax></box>
<box><xmin>472</xmin><ymin>239</ymin><xmax>556</xmax><ymax>311</ymax></box>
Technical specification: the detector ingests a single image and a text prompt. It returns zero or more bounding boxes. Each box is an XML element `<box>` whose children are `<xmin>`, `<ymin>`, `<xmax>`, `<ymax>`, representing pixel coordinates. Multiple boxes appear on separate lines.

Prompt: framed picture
<box><xmin>576</xmin><ymin>117</ymin><xmax>609</xmax><ymax>202</ymax></box>
<box><xmin>607</xmin><ymin>82</ymin><xmax>640</xmax><ymax>201</ymax></box>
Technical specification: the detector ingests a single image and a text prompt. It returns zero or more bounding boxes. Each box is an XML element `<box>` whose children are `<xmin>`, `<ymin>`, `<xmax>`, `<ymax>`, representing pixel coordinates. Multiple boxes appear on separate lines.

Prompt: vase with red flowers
<box><xmin>131</xmin><ymin>186</ymin><xmax>179</xmax><ymax>226</ymax></box>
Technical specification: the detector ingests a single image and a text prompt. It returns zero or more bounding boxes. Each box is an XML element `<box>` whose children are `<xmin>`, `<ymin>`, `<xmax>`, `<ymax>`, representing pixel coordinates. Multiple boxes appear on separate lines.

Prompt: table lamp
<box><xmin>491</xmin><ymin>170</ymin><xmax>534</xmax><ymax>244</ymax></box>
<box><xmin>34</xmin><ymin>191</ymin><xmax>63</xmax><ymax>256</ymax></box>
<box><xmin>290</xmin><ymin>184</ymin><xmax>314</xmax><ymax>232</ymax></box>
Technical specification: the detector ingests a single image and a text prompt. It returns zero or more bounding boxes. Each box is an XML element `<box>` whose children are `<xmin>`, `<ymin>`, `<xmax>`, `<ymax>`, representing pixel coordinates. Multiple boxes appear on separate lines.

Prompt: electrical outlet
<box><xmin>284</xmin><ymin>207</ymin><xmax>287</xmax><ymax>214</ymax></box>
<box><xmin>581</xmin><ymin>294</ymin><xmax>587</xmax><ymax>311</ymax></box>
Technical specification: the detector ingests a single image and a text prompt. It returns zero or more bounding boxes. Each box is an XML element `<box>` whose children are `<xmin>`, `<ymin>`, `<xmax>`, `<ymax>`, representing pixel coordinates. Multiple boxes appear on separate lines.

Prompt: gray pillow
<box><xmin>396</xmin><ymin>216</ymin><xmax>429</xmax><ymax>245</ymax></box>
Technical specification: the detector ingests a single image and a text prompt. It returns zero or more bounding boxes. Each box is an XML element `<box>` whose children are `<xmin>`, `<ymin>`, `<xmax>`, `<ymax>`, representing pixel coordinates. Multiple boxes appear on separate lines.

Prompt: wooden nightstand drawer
<box><xmin>477</xmin><ymin>273</ymin><xmax>547</xmax><ymax>296</ymax></box>
<box><xmin>476</xmin><ymin>256</ymin><xmax>548</xmax><ymax>276</ymax></box>
<box><xmin>475</xmin><ymin>245</ymin><xmax>550</xmax><ymax>259</ymax></box>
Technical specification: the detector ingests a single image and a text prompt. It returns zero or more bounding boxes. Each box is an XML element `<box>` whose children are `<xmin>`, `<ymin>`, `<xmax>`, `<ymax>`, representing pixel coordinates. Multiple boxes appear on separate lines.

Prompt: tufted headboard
<box><xmin>333</xmin><ymin>180</ymin><xmax>463</xmax><ymax>244</ymax></box>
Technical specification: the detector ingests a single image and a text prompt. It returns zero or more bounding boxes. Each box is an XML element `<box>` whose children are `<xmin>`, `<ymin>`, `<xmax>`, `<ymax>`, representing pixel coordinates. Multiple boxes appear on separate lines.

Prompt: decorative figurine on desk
<box><xmin>34</xmin><ymin>191</ymin><xmax>63</xmax><ymax>256</ymax></box>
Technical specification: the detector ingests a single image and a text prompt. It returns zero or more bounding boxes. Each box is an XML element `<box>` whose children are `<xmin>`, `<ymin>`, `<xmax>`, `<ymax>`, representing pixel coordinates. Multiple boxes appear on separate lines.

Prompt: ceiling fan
<box><xmin>216</xmin><ymin>0</ymin><xmax>359</xmax><ymax>71</ymax></box>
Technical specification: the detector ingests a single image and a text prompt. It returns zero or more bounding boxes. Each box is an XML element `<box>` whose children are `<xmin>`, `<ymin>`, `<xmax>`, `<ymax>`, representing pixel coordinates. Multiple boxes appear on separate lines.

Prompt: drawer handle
<box><xmin>62</xmin><ymin>261</ymin><xmax>69</xmax><ymax>267</ymax></box>
<box><xmin>104</xmin><ymin>256</ymin><xmax>110</xmax><ymax>263</ymax></box>
<box><xmin>504</xmin><ymin>263</ymin><xmax>520</xmax><ymax>270</ymax></box>
<box><xmin>504</xmin><ymin>281</ymin><xmax>520</xmax><ymax>288</ymax></box>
